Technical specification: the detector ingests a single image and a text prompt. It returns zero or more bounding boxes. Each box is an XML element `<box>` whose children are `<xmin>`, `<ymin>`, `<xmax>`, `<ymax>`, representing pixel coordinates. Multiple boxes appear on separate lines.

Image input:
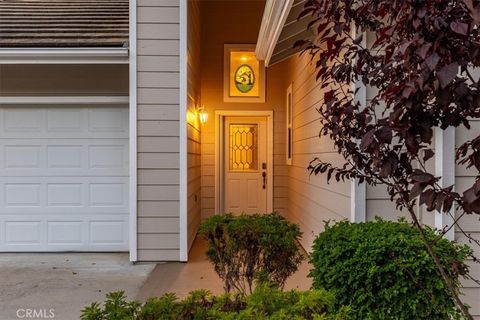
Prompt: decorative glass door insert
<box><xmin>229</xmin><ymin>124</ymin><xmax>258</xmax><ymax>171</ymax></box>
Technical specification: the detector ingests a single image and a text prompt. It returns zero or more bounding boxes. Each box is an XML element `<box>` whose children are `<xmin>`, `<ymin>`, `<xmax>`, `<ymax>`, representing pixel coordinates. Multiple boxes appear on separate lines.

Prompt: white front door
<box><xmin>0</xmin><ymin>105</ymin><xmax>129</xmax><ymax>252</ymax></box>
<box><xmin>223</xmin><ymin>116</ymin><xmax>268</xmax><ymax>214</ymax></box>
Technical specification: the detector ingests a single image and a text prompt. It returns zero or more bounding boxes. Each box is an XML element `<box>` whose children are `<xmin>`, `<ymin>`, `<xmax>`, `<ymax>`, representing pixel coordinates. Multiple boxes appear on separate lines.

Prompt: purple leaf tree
<box><xmin>298</xmin><ymin>0</ymin><xmax>480</xmax><ymax>318</ymax></box>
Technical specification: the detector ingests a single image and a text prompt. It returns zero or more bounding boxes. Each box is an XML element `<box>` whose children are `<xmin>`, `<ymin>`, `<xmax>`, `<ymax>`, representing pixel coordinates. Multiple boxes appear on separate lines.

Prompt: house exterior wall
<box><xmin>456</xmin><ymin>68</ymin><xmax>480</xmax><ymax>318</ymax></box>
<box><xmin>187</xmin><ymin>0</ymin><xmax>202</xmax><ymax>250</ymax></box>
<box><xmin>199</xmin><ymin>0</ymin><xmax>288</xmax><ymax>219</ymax></box>
<box><xmin>456</xmin><ymin>96</ymin><xmax>480</xmax><ymax>317</ymax></box>
<box><xmin>282</xmin><ymin>53</ymin><xmax>351</xmax><ymax>250</ymax></box>
<box><xmin>136</xmin><ymin>0</ymin><xmax>181</xmax><ymax>261</ymax></box>
<box><xmin>363</xmin><ymin>32</ymin><xmax>435</xmax><ymax>228</ymax></box>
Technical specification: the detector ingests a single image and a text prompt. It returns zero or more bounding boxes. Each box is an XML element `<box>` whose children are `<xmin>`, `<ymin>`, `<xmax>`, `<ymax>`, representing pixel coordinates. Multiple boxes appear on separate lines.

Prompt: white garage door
<box><xmin>0</xmin><ymin>105</ymin><xmax>129</xmax><ymax>251</ymax></box>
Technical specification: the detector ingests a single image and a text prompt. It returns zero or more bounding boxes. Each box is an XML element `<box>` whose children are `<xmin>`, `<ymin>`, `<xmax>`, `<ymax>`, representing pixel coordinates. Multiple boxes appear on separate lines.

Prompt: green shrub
<box><xmin>80</xmin><ymin>285</ymin><xmax>351</xmax><ymax>320</ymax></box>
<box><xmin>309</xmin><ymin>219</ymin><xmax>472</xmax><ymax>320</ymax></box>
<box><xmin>198</xmin><ymin>213</ymin><xmax>304</xmax><ymax>293</ymax></box>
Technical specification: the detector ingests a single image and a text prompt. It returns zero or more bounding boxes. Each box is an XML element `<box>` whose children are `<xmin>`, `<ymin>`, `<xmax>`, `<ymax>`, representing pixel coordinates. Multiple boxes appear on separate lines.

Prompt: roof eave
<box><xmin>255</xmin><ymin>0</ymin><xmax>295</xmax><ymax>67</ymax></box>
<box><xmin>0</xmin><ymin>47</ymin><xmax>129</xmax><ymax>64</ymax></box>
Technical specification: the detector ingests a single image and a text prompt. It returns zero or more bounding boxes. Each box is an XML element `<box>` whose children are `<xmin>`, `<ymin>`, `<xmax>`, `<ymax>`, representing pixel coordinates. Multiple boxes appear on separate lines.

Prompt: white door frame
<box><xmin>215</xmin><ymin>110</ymin><xmax>274</xmax><ymax>215</ymax></box>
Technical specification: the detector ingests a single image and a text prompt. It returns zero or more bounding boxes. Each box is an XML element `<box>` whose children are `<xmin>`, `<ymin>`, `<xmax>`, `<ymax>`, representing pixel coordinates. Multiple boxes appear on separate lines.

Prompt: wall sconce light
<box><xmin>198</xmin><ymin>106</ymin><xmax>208</xmax><ymax>125</ymax></box>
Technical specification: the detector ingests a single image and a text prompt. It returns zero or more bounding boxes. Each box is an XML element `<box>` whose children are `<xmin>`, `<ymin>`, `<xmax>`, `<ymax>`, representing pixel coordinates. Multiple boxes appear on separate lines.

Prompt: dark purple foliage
<box><xmin>298</xmin><ymin>1</ymin><xmax>480</xmax><ymax>317</ymax></box>
<box><xmin>298</xmin><ymin>0</ymin><xmax>480</xmax><ymax>217</ymax></box>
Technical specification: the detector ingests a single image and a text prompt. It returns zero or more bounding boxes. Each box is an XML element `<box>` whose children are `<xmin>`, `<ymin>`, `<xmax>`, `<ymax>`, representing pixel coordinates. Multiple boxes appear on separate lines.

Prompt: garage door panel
<box><xmin>0</xmin><ymin>139</ymin><xmax>128</xmax><ymax>177</ymax></box>
<box><xmin>0</xmin><ymin>106</ymin><xmax>128</xmax><ymax>139</ymax></box>
<box><xmin>47</xmin><ymin>221</ymin><xmax>84</xmax><ymax>245</ymax></box>
<box><xmin>0</xmin><ymin>105</ymin><xmax>129</xmax><ymax>252</ymax></box>
<box><xmin>0</xmin><ymin>177</ymin><xmax>129</xmax><ymax>213</ymax></box>
<box><xmin>0</xmin><ymin>214</ymin><xmax>129</xmax><ymax>251</ymax></box>
<box><xmin>1</xmin><ymin>108</ymin><xmax>43</xmax><ymax>133</ymax></box>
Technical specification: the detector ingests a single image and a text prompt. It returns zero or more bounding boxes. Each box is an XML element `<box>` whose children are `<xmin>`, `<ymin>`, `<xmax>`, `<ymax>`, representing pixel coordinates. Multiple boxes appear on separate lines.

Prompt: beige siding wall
<box><xmin>363</xmin><ymin>31</ymin><xmax>435</xmax><ymax>227</ymax></box>
<box><xmin>199</xmin><ymin>0</ymin><xmax>288</xmax><ymax>219</ymax></box>
<box><xmin>457</xmin><ymin>68</ymin><xmax>480</xmax><ymax>317</ymax></box>
<box><xmin>187</xmin><ymin>0</ymin><xmax>202</xmax><ymax>250</ymax></box>
<box><xmin>0</xmin><ymin>65</ymin><xmax>128</xmax><ymax>96</ymax></box>
<box><xmin>283</xmin><ymin>54</ymin><xmax>351</xmax><ymax>250</ymax></box>
<box><xmin>136</xmin><ymin>0</ymin><xmax>181</xmax><ymax>261</ymax></box>
<box><xmin>456</xmin><ymin>119</ymin><xmax>480</xmax><ymax>317</ymax></box>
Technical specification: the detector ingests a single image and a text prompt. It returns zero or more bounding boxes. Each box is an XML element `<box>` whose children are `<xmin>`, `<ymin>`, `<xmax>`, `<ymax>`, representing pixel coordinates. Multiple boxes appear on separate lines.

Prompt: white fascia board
<box><xmin>0</xmin><ymin>48</ymin><xmax>129</xmax><ymax>64</ymax></box>
<box><xmin>256</xmin><ymin>0</ymin><xmax>294</xmax><ymax>66</ymax></box>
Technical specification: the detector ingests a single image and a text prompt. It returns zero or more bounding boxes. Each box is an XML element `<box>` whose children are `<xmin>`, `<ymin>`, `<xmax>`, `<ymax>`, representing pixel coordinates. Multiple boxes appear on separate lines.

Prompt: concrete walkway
<box><xmin>0</xmin><ymin>253</ymin><xmax>154</xmax><ymax>320</ymax></box>
<box><xmin>137</xmin><ymin>237</ymin><xmax>312</xmax><ymax>300</ymax></box>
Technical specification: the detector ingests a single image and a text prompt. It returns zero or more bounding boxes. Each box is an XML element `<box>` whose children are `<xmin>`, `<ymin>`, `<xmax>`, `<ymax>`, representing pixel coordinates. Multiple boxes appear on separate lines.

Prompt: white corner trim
<box><xmin>351</xmin><ymin>180</ymin><xmax>366</xmax><ymax>222</ymax></box>
<box><xmin>129</xmin><ymin>0</ymin><xmax>138</xmax><ymax>262</ymax></box>
<box><xmin>179</xmin><ymin>0</ymin><xmax>188</xmax><ymax>262</ymax></box>
<box><xmin>0</xmin><ymin>96</ymin><xmax>129</xmax><ymax>105</ymax></box>
<box><xmin>214</xmin><ymin>110</ymin><xmax>274</xmax><ymax>215</ymax></box>
<box><xmin>350</xmin><ymin>29</ymin><xmax>367</xmax><ymax>222</ymax></box>
<box><xmin>0</xmin><ymin>48</ymin><xmax>129</xmax><ymax>64</ymax></box>
<box><xmin>435</xmin><ymin>127</ymin><xmax>455</xmax><ymax>240</ymax></box>
<box><xmin>255</xmin><ymin>0</ymin><xmax>294</xmax><ymax>66</ymax></box>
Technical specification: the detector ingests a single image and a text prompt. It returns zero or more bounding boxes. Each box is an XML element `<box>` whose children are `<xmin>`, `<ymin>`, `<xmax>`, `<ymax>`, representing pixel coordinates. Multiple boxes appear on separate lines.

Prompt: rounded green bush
<box><xmin>309</xmin><ymin>219</ymin><xmax>472</xmax><ymax>320</ymax></box>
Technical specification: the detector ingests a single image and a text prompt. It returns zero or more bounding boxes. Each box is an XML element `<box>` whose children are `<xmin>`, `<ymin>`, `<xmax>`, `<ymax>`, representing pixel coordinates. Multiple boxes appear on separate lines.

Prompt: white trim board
<box><xmin>0</xmin><ymin>96</ymin><xmax>129</xmax><ymax>105</ymax></box>
<box><xmin>256</xmin><ymin>0</ymin><xmax>294</xmax><ymax>66</ymax></box>
<box><xmin>179</xmin><ymin>0</ymin><xmax>189</xmax><ymax>262</ymax></box>
<box><xmin>435</xmin><ymin>127</ymin><xmax>455</xmax><ymax>240</ymax></box>
<box><xmin>128</xmin><ymin>0</ymin><xmax>138</xmax><ymax>262</ymax></box>
<box><xmin>350</xmin><ymin>29</ymin><xmax>367</xmax><ymax>223</ymax></box>
<box><xmin>0</xmin><ymin>48</ymin><xmax>129</xmax><ymax>64</ymax></box>
<box><xmin>214</xmin><ymin>110</ymin><xmax>274</xmax><ymax>215</ymax></box>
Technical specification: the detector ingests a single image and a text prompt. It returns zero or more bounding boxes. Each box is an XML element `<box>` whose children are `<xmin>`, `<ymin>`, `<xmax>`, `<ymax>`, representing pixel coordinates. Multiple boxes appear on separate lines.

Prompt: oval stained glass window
<box><xmin>234</xmin><ymin>64</ymin><xmax>255</xmax><ymax>93</ymax></box>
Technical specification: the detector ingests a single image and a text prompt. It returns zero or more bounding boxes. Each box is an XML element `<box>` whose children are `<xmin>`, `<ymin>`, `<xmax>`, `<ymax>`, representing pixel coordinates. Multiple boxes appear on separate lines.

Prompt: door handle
<box><xmin>262</xmin><ymin>172</ymin><xmax>266</xmax><ymax>189</ymax></box>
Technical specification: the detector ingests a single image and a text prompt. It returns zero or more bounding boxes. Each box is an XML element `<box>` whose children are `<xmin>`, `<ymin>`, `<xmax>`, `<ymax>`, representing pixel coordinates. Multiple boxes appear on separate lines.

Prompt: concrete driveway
<box><xmin>0</xmin><ymin>253</ymin><xmax>154</xmax><ymax>320</ymax></box>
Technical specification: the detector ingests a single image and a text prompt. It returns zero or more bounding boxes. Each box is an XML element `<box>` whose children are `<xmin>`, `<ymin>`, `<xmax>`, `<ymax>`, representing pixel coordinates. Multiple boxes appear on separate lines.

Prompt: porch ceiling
<box><xmin>269</xmin><ymin>0</ymin><xmax>314</xmax><ymax>66</ymax></box>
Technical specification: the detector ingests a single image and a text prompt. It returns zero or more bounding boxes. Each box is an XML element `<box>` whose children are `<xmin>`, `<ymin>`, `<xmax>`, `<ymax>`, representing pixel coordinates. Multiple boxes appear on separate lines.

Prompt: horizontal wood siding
<box><xmin>456</xmin><ymin>118</ymin><xmax>480</xmax><ymax>317</ymax></box>
<box><xmin>187</xmin><ymin>0</ymin><xmax>202</xmax><ymax>250</ymax></box>
<box><xmin>283</xmin><ymin>53</ymin><xmax>351</xmax><ymax>250</ymax></box>
<box><xmin>364</xmin><ymin>31</ymin><xmax>435</xmax><ymax>227</ymax></box>
<box><xmin>136</xmin><ymin>0</ymin><xmax>180</xmax><ymax>261</ymax></box>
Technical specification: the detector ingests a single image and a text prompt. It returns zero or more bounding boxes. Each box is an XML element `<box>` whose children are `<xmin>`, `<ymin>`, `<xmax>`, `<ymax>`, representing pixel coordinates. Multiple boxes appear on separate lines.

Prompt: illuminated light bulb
<box><xmin>198</xmin><ymin>107</ymin><xmax>208</xmax><ymax>124</ymax></box>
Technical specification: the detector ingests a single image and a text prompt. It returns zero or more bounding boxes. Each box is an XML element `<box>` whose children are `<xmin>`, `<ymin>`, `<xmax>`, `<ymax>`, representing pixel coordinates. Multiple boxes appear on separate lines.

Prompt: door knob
<box><xmin>262</xmin><ymin>171</ymin><xmax>267</xmax><ymax>189</ymax></box>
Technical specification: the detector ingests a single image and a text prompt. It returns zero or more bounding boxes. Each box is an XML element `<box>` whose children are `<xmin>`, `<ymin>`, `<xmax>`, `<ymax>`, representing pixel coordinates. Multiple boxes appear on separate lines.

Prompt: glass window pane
<box><xmin>229</xmin><ymin>124</ymin><xmax>258</xmax><ymax>171</ymax></box>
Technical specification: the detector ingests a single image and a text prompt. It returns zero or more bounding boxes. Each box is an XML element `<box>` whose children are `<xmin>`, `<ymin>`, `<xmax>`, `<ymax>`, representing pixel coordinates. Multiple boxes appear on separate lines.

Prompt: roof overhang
<box><xmin>256</xmin><ymin>0</ymin><xmax>314</xmax><ymax>66</ymax></box>
<box><xmin>0</xmin><ymin>48</ymin><xmax>129</xmax><ymax>64</ymax></box>
<box><xmin>256</xmin><ymin>0</ymin><xmax>295</xmax><ymax>66</ymax></box>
